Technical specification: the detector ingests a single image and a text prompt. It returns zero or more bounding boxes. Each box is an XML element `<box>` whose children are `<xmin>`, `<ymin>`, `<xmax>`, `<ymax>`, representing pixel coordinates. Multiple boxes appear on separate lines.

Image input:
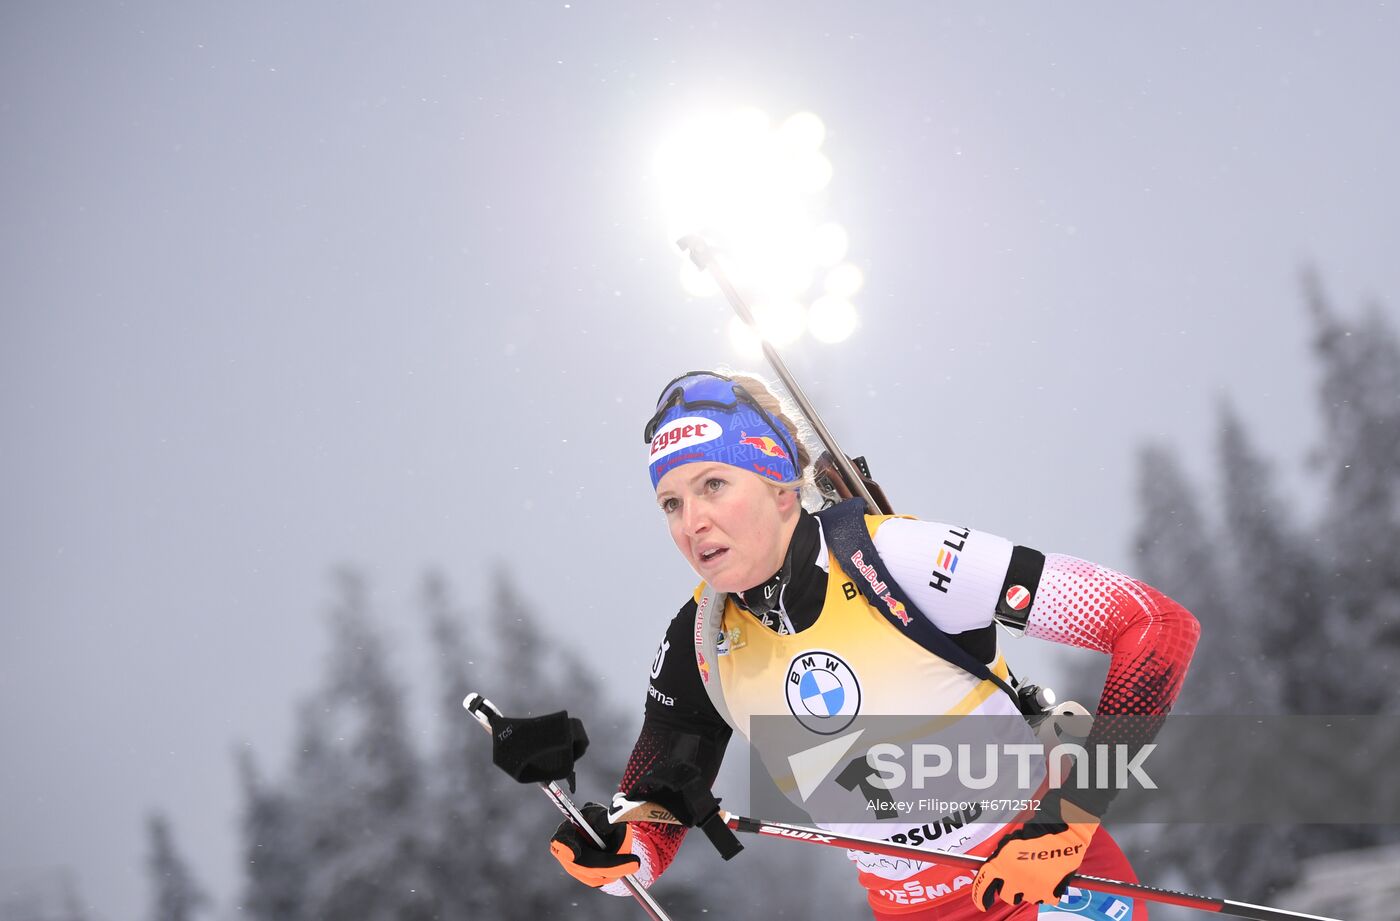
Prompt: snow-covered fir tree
<box><xmin>297</xmin><ymin>570</ymin><xmax>438</xmax><ymax>921</ymax></box>
<box><xmin>145</xmin><ymin>814</ymin><xmax>207</xmax><ymax>921</ymax></box>
<box><xmin>1215</xmin><ymin>401</ymin><xmax>1294</xmax><ymax>712</ymax></box>
<box><xmin>1092</xmin><ymin>277</ymin><xmax>1400</xmax><ymax>908</ymax></box>
<box><xmin>1306</xmin><ymin>274</ymin><xmax>1400</xmax><ymax>712</ymax></box>
<box><xmin>236</xmin><ymin>749</ymin><xmax>306</xmax><ymax>921</ymax></box>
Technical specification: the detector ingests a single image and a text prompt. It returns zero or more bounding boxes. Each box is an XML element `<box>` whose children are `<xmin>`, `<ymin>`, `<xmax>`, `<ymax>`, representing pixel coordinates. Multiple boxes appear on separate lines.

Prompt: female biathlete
<box><xmin>548</xmin><ymin>371</ymin><xmax>1200</xmax><ymax>920</ymax></box>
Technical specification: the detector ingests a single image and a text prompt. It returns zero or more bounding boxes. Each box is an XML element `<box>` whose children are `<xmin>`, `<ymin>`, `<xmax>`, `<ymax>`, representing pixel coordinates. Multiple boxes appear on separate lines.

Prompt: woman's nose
<box><xmin>683</xmin><ymin>501</ymin><xmax>710</xmax><ymax>535</ymax></box>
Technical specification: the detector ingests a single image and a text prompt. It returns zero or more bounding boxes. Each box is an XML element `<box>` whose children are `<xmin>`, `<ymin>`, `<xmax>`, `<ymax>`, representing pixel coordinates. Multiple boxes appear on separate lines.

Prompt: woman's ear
<box><xmin>774</xmin><ymin>483</ymin><xmax>800</xmax><ymax>516</ymax></box>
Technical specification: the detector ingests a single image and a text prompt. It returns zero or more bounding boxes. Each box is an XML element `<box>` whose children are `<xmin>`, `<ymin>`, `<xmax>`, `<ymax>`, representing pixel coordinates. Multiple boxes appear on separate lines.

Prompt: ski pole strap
<box><xmin>814</xmin><ymin>499</ymin><xmax>1023</xmax><ymax>711</ymax></box>
<box><xmin>698</xmin><ymin>811</ymin><xmax>744</xmax><ymax>859</ymax></box>
<box><xmin>626</xmin><ymin>735</ymin><xmax>745</xmax><ymax>860</ymax></box>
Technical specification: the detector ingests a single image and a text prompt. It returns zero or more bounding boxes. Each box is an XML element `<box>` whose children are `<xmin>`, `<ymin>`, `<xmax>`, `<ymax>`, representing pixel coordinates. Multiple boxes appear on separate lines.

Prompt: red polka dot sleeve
<box><xmin>1023</xmin><ymin>553</ymin><xmax>1200</xmax><ymax>814</ymax></box>
<box><xmin>598</xmin><ymin>722</ymin><xmax>692</xmax><ymax>895</ymax></box>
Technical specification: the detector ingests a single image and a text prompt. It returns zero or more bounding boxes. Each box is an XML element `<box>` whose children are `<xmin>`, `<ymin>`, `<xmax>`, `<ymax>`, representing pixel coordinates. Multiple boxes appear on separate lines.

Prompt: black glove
<box><xmin>549</xmin><ymin>802</ymin><xmax>641</xmax><ymax>888</ymax></box>
<box><xmin>490</xmin><ymin>710</ymin><xmax>589</xmax><ymax>789</ymax></box>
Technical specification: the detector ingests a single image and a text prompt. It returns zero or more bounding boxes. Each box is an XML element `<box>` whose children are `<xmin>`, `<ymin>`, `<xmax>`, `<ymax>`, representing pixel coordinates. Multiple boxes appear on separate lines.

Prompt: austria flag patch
<box><xmin>1004</xmin><ymin>584</ymin><xmax>1032</xmax><ymax>612</ymax></box>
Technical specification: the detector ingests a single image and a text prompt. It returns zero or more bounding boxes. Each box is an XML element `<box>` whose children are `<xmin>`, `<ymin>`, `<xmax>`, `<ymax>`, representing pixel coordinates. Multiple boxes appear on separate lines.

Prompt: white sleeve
<box><xmin>600</xmin><ymin>836</ymin><xmax>657</xmax><ymax>896</ymax></box>
<box><xmin>871</xmin><ymin>517</ymin><xmax>1013</xmax><ymax>635</ymax></box>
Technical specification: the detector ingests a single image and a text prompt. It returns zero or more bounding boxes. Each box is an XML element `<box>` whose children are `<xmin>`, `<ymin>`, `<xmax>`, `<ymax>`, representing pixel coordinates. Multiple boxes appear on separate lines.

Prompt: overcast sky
<box><xmin>3</xmin><ymin>3</ymin><xmax>1399</xmax><ymax>919</ymax></box>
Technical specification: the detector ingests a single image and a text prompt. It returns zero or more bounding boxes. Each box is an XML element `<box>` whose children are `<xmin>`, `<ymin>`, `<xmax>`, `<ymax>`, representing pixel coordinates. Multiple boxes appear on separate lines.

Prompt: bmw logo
<box><xmin>1056</xmin><ymin>887</ymin><xmax>1094</xmax><ymax>912</ymax></box>
<box><xmin>785</xmin><ymin>650</ymin><xmax>861</xmax><ymax>734</ymax></box>
<box><xmin>1038</xmin><ymin>888</ymin><xmax>1134</xmax><ymax>920</ymax></box>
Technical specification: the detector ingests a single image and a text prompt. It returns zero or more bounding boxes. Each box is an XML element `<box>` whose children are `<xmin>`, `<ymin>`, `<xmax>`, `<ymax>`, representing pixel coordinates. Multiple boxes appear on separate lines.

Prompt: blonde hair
<box><xmin>725</xmin><ymin>370</ymin><xmax>817</xmax><ymax>503</ymax></box>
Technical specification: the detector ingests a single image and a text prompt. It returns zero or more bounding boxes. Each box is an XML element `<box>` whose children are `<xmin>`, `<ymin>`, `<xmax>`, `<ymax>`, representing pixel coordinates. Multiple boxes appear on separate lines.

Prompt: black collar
<box><xmin>734</xmin><ymin>510</ymin><xmax>827</xmax><ymax>634</ymax></box>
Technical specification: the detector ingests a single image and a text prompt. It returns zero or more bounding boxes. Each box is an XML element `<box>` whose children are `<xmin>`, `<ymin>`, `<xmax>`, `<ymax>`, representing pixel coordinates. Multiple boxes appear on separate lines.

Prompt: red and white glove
<box><xmin>971</xmin><ymin>797</ymin><xmax>1099</xmax><ymax>911</ymax></box>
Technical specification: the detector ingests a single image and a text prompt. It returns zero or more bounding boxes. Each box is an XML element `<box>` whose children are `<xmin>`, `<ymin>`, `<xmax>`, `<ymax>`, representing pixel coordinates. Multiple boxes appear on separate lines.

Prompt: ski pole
<box><xmin>676</xmin><ymin>234</ymin><xmax>892</xmax><ymax>514</ymax></box>
<box><xmin>463</xmin><ymin>693</ymin><xmax>675</xmax><ymax>921</ymax></box>
<box><xmin>608</xmin><ymin>799</ymin><xmax>1341</xmax><ymax>921</ymax></box>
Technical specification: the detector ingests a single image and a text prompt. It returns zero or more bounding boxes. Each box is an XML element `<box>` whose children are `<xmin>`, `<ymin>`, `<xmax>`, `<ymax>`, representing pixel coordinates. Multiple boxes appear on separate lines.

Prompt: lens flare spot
<box><xmin>824</xmin><ymin>263</ymin><xmax>865</xmax><ymax>298</ymax></box>
<box><xmin>808</xmin><ymin>296</ymin><xmax>858</xmax><ymax>343</ymax></box>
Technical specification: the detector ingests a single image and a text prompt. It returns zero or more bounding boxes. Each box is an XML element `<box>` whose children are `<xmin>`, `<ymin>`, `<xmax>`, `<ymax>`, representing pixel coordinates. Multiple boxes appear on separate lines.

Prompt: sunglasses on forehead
<box><xmin>642</xmin><ymin>370</ymin><xmax>798</xmax><ymax>463</ymax></box>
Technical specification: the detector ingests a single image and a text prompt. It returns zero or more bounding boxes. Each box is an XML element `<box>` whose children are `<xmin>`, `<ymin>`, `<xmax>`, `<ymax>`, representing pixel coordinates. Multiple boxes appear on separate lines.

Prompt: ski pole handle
<box><xmin>463</xmin><ymin>693</ymin><xmax>675</xmax><ymax>921</ymax></box>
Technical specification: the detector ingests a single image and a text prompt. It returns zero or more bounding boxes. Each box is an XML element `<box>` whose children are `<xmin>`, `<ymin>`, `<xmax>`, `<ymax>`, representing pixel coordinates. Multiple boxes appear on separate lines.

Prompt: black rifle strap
<box><xmin>814</xmin><ymin>499</ymin><xmax>1022</xmax><ymax>710</ymax></box>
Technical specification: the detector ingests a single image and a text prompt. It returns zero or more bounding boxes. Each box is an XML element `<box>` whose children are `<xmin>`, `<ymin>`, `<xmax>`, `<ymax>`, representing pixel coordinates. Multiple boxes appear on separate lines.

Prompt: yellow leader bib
<box><xmin>691</xmin><ymin>517</ymin><xmax>1024</xmax><ymax>790</ymax></box>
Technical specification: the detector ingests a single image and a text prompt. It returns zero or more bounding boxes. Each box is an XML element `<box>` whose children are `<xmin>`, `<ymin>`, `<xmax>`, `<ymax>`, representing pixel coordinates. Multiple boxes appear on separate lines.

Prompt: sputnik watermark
<box><xmin>862</xmin><ymin>742</ymin><xmax>1158</xmax><ymax>792</ymax></box>
<box><xmin>863</xmin><ymin>798</ymin><xmax>1036</xmax><ymax>815</ymax></box>
<box><xmin>753</xmin><ymin>714</ymin><xmax>1400</xmax><ymax>824</ymax></box>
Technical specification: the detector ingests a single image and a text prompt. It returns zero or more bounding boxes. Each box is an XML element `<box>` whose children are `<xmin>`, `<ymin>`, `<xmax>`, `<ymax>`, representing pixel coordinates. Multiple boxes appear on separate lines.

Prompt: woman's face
<box><xmin>655</xmin><ymin>462</ymin><xmax>800</xmax><ymax>593</ymax></box>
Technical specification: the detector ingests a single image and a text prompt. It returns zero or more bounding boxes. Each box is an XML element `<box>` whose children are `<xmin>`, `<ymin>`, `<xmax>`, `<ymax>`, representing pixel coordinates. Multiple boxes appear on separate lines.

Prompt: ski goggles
<box><xmin>644</xmin><ymin>371</ymin><xmax>799</xmax><ymax>490</ymax></box>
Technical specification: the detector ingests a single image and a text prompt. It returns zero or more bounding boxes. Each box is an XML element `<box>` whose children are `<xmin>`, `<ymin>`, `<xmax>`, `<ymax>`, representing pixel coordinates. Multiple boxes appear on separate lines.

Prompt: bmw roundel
<box><xmin>1056</xmin><ymin>887</ymin><xmax>1095</xmax><ymax>912</ymax></box>
<box><xmin>1039</xmin><ymin>887</ymin><xmax>1134</xmax><ymax>920</ymax></box>
<box><xmin>785</xmin><ymin>650</ymin><xmax>861</xmax><ymax>734</ymax></box>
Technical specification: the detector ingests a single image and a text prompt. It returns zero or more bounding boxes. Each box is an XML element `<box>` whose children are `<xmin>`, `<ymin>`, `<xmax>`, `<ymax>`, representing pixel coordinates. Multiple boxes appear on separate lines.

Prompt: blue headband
<box><xmin>645</xmin><ymin>372</ymin><xmax>799</xmax><ymax>490</ymax></box>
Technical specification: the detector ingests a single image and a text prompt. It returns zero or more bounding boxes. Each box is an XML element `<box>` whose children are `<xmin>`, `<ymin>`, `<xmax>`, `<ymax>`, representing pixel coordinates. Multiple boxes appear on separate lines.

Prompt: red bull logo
<box><xmin>693</xmin><ymin>596</ymin><xmax>713</xmax><ymax>684</ymax></box>
<box><xmin>884</xmin><ymin>595</ymin><xmax>912</xmax><ymax>627</ymax></box>
<box><xmin>740</xmin><ymin>431</ymin><xmax>789</xmax><ymax>459</ymax></box>
<box><xmin>849</xmin><ymin>550</ymin><xmax>889</xmax><ymax>595</ymax></box>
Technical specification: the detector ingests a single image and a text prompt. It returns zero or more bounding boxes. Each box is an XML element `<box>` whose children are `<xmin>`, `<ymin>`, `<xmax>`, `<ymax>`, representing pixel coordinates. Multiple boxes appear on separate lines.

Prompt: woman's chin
<box><xmin>696</xmin><ymin>562</ymin><xmax>748</xmax><ymax>594</ymax></box>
